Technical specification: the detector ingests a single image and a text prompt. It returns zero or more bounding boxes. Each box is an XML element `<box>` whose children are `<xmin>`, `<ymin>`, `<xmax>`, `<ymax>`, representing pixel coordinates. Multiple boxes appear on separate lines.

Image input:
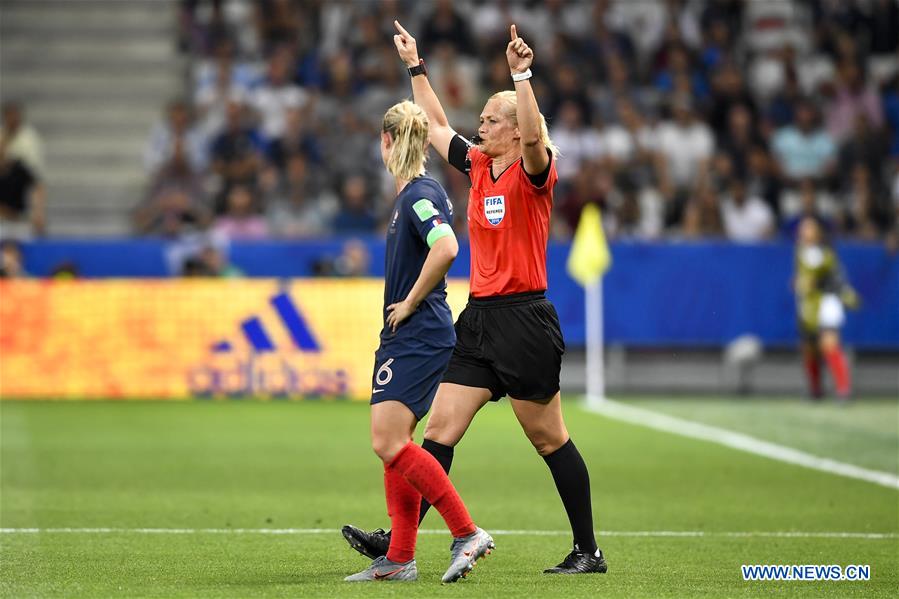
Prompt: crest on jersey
<box><xmin>484</xmin><ymin>195</ymin><xmax>506</xmax><ymax>226</ymax></box>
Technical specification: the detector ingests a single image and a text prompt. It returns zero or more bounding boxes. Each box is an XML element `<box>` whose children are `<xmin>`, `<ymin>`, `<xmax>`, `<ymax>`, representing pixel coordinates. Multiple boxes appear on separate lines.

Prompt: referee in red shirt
<box><xmin>342</xmin><ymin>22</ymin><xmax>606</xmax><ymax>575</ymax></box>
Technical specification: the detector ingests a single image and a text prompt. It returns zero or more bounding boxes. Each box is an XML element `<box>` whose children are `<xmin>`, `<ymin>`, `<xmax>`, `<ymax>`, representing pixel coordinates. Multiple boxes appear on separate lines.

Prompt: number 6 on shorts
<box><xmin>375</xmin><ymin>358</ymin><xmax>394</xmax><ymax>386</ymax></box>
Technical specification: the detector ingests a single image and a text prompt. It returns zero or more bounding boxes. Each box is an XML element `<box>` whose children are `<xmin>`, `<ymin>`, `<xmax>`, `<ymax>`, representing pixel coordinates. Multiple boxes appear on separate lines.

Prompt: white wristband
<box><xmin>511</xmin><ymin>68</ymin><xmax>532</xmax><ymax>82</ymax></box>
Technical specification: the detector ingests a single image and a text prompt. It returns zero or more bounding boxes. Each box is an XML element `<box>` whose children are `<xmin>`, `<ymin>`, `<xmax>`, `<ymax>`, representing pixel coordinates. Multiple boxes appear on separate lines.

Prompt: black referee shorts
<box><xmin>442</xmin><ymin>290</ymin><xmax>565</xmax><ymax>402</ymax></box>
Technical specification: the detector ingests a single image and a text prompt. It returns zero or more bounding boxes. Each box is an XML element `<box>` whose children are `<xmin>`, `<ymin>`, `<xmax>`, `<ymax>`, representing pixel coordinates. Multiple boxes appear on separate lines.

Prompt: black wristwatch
<box><xmin>408</xmin><ymin>58</ymin><xmax>427</xmax><ymax>78</ymax></box>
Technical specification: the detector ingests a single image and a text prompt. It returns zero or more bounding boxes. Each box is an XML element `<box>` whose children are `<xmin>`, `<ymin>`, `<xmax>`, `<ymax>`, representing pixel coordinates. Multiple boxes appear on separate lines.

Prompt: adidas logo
<box><xmin>187</xmin><ymin>291</ymin><xmax>348</xmax><ymax>398</ymax></box>
<box><xmin>211</xmin><ymin>292</ymin><xmax>321</xmax><ymax>354</ymax></box>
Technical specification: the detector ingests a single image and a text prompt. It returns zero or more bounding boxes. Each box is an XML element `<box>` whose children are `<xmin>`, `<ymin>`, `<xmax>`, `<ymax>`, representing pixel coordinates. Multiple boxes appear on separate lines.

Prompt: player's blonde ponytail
<box><xmin>489</xmin><ymin>90</ymin><xmax>559</xmax><ymax>157</ymax></box>
<box><xmin>382</xmin><ymin>100</ymin><xmax>429</xmax><ymax>182</ymax></box>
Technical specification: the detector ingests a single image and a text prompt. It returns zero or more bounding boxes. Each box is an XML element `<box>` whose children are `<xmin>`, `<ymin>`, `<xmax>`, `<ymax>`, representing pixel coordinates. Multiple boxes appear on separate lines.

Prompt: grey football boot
<box><xmin>441</xmin><ymin>527</ymin><xmax>495</xmax><ymax>583</ymax></box>
<box><xmin>344</xmin><ymin>555</ymin><xmax>417</xmax><ymax>582</ymax></box>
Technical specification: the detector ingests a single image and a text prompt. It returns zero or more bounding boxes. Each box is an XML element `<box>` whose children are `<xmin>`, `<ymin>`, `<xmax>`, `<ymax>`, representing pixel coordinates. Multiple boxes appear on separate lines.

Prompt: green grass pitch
<box><xmin>1</xmin><ymin>398</ymin><xmax>897</xmax><ymax>598</ymax></box>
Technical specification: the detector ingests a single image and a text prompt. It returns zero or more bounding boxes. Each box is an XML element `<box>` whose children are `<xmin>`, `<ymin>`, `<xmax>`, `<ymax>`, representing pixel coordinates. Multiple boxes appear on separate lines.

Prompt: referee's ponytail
<box><xmin>489</xmin><ymin>91</ymin><xmax>560</xmax><ymax>157</ymax></box>
<box><xmin>382</xmin><ymin>101</ymin><xmax>429</xmax><ymax>182</ymax></box>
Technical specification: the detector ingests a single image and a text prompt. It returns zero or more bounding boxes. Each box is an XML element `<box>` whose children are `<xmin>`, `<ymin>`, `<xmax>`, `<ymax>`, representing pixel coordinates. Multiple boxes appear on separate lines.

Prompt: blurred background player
<box><xmin>0</xmin><ymin>102</ymin><xmax>46</xmax><ymax>239</ymax></box>
<box><xmin>794</xmin><ymin>216</ymin><xmax>860</xmax><ymax>400</ymax></box>
<box><xmin>343</xmin><ymin>22</ymin><xmax>607</xmax><ymax>576</ymax></box>
<box><xmin>344</xmin><ymin>100</ymin><xmax>493</xmax><ymax>584</ymax></box>
<box><xmin>0</xmin><ymin>239</ymin><xmax>29</xmax><ymax>278</ymax></box>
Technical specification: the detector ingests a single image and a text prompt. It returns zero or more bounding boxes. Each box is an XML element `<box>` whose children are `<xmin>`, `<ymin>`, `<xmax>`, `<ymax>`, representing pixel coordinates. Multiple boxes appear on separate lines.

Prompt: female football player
<box><xmin>794</xmin><ymin>216</ymin><xmax>858</xmax><ymax>400</ymax></box>
<box><xmin>343</xmin><ymin>100</ymin><xmax>494</xmax><ymax>583</ymax></box>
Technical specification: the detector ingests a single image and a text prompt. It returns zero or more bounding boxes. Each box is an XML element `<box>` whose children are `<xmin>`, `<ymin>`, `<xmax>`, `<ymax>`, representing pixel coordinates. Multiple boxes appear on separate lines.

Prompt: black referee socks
<box><xmin>543</xmin><ymin>438</ymin><xmax>598</xmax><ymax>554</ymax></box>
<box><xmin>418</xmin><ymin>438</ymin><xmax>455</xmax><ymax>523</ymax></box>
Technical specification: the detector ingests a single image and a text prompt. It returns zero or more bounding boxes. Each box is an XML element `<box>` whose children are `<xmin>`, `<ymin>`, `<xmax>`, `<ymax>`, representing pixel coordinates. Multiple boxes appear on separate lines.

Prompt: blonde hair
<box><xmin>488</xmin><ymin>90</ymin><xmax>560</xmax><ymax>157</ymax></box>
<box><xmin>382</xmin><ymin>100</ymin><xmax>429</xmax><ymax>181</ymax></box>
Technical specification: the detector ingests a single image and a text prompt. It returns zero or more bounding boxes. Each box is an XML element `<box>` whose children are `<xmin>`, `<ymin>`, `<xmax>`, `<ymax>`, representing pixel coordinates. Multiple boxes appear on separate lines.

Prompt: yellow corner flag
<box><xmin>567</xmin><ymin>203</ymin><xmax>611</xmax><ymax>287</ymax></box>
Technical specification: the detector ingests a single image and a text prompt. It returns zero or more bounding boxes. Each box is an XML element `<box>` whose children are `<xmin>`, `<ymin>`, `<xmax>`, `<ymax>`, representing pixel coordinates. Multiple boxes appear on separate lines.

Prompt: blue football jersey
<box><xmin>381</xmin><ymin>176</ymin><xmax>456</xmax><ymax>348</ymax></box>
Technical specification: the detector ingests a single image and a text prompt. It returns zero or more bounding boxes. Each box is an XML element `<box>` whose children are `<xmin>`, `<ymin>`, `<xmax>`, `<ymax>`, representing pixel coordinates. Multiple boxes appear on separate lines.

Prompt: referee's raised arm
<box><xmin>393</xmin><ymin>20</ymin><xmax>457</xmax><ymax>162</ymax></box>
<box><xmin>507</xmin><ymin>24</ymin><xmax>549</xmax><ymax>176</ymax></box>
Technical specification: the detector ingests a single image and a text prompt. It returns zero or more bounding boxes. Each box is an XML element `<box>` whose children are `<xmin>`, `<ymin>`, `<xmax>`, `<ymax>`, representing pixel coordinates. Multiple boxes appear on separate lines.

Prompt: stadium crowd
<box><xmin>4</xmin><ymin>0</ymin><xmax>898</xmax><ymax>251</ymax></box>
<box><xmin>151</xmin><ymin>0</ymin><xmax>899</xmax><ymax>246</ymax></box>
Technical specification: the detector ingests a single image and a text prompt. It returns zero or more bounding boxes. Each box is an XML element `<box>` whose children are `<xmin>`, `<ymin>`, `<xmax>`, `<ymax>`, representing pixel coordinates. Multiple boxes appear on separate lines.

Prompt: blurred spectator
<box><xmin>745</xmin><ymin>144</ymin><xmax>782</xmax><ymax>218</ymax></box>
<box><xmin>557</xmin><ymin>162</ymin><xmax>613</xmax><ymax>235</ymax></box>
<box><xmin>605</xmin><ymin>175</ymin><xmax>664</xmax><ymax>240</ymax></box>
<box><xmin>771</xmin><ymin>100</ymin><xmax>836</xmax><ymax>185</ymax></box>
<box><xmin>748</xmin><ymin>45</ymin><xmax>795</xmax><ymax>105</ymax></box>
<box><xmin>182</xmin><ymin>244</ymin><xmax>243</xmax><ymax>277</ymax></box>
<box><xmin>355</xmin><ymin>46</ymin><xmax>409</xmax><ymax>132</ymax></box>
<box><xmin>193</xmin><ymin>40</ymin><xmax>254</xmax><ymax>141</ymax></box>
<box><xmin>656</xmin><ymin>97</ymin><xmax>714</xmax><ymax>190</ymax></box>
<box><xmin>721</xmin><ymin>177</ymin><xmax>774</xmax><ymax>242</ymax></box>
<box><xmin>317</xmin><ymin>108</ymin><xmax>377</xmax><ymax>182</ymax></box>
<box><xmin>840</xmin><ymin>113</ymin><xmax>890</xmax><ymax>189</ymax></box>
<box><xmin>591</xmin><ymin>53</ymin><xmax>650</xmax><ymax>123</ymax></box>
<box><xmin>655</xmin><ymin>96</ymin><xmax>714</xmax><ymax>224</ymax></box>
<box><xmin>332</xmin><ymin>175</ymin><xmax>376</xmax><ymax>234</ymax></box>
<box><xmin>250</xmin><ymin>47</ymin><xmax>308</xmax><ymax>142</ymax></box>
<box><xmin>133</xmin><ymin>188</ymin><xmax>211</xmax><ymax>238</ymax></box>
<box><xmin>744</xmin><ymin>0</ymin><xmax>804</xmax><ymax>54</ymax></box>
<box><xmin>211</xmin><ymin>99</ymin><xmax>265</xmax><ymax>211</ymax></box>
<box><xmin>781</xmin><ymin>179</ymin><xmax>835</xmax><ymax>239</ymax></box>
<box><xmin>181</xmin><ymin>255</ymin><xmax>212</xmax><ymax>276</ymax></box>
<box><xmin>888</xmin><ymin>170</ymin><xmax>899</xmax><ymax>251</ymax></box>
<box><xmin>606</xmin><ymin>0</ymin><xmax>670</xmax><ymax>59</ymax></box>
<box><xmin>427</xmin><ymin>43</ymin><xmax>481</xmax><ymax>127</ymax></box>
<box><xmin>421</xmin><ymin>0</ymin><xmax>476</xmax><ymax>57</ymax></box>
<box><xmin>145</xmin><ymin>138</ymin><xmax>207</xmax><ymax>209</ymax></box>
<box><xmin>718</xmin><ymin>103</ymin><xmax>762</xmax><ymax>178</ymax></box>
<box><xmin>653</xmin><ymin>44</ymin><xmax>708</xmax><ymax>104</ymax></box>
<box><xmin>266</xmin><ymin>107</ymin><xmax>321</xmax><ymax>172</ymax></box>
<box><xmin>254</xmin><ymin>0</ymin><xmax>302</xmax><ymax>55</ymax></box>
<box><xmin>468</xmin><ymin>0</ymin><xmax>516</xmax><ymax>42</ymax></box>
<box><xmin>840</xmin><ymin>165</ymin><xmax>887</xmax><ymax>241</ymax></box>
<box><xmin>201</xmin><ymin>243</ymin><xmax>243</xmax><ymax>276</ymax></box>
<box><xmin>0</xmin><ymin>239</ymin><xmax>28</xmax><ymax>278</ymax></box>
<box><xmin>882</xmin><ymin>74</ymin><xmax>899</xmax><ymax>158</ymax></box>
<box><xmin>585</xmin><ymin>4</ymin><xmax>637</xmax><ymax>76</ymax></box>
<box><xmin>265</xmin><ymin>153</ymin><xmax>337</xmax><ymax>237</ymax></box>
<box><xmin>698</xmin><ymin>9</ymin><xmax>734</xmax><ymax>72</ymax></box>
<box><xmin>545</xmin><ymin>63</ymin><xmax>592</xmax><ymax>123</ymax></box>
<box><xmin>767</xmin><ymin>66</ymin><xmax>804</xmax><ymax>128</ymax></box>
<box><xmin>550</xmin><ymin>101</ymin><xmax>603</xmax><ymax>185</ymax></box>
<box><xmin>144</xmin><ymin>100</ymin><xmax>208</xmax><ymax>175</ymax></box>
<box><xmin>524</xmin><ymin>0</ymin><xmax>594</xmax><ymax>55</ymax></box>
<box><xmin>681</xmin><ymin>185</ymin><xmax>723</xmax><ymax>239</ymax></box>
<box><xmin>0</xmin><ymin>101</ymin><xmax>45</xmax><ymax>177</ymax></box>
<box><xmin>213</xmin><ymin>185</ymin><xmax>269</xmax><ymax>240</ymax></box>
<box><xmin>707</xmin><ymin>61</ymin><xmax>757</xmax><ymax>137</ymax></box>
<box><xmin>179</xmin><ymin>0</ymin><xmax>238</xmax><ymax>56</ymax></box>
<box><xmin>825</xmin><ymin>60</ymin><xmax>884</xmax><ymax>144</ymax></box>
<box><xmin>350</xmin><ymin>12</ymin><xmax>391</xmax><ymax>86</ymax></box>
<box><xmin>868</xmin><ymin>0</ymin><xmax>899</xmax><ymax>56</ymax></box>
<box><xmin>312</xmin><ymin>238</ymin><xmax>372</xmax><ymax>276</ymax></box>
<box><xmin>0</xmin><ymin>140</ymin><xmax>46</xmax><ymax>239</ymax></box>
<box><xmin>600</xmin><ymin>100</ymin><xmax>658</xmax><ymax>185</ymax></box>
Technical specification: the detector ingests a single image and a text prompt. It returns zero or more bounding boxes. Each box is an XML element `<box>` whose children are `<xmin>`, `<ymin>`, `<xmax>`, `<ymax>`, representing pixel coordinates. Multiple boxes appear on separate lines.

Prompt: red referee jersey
<box><xmin>466</xmin><ymin>147</ymin><xmax>558</xmax><ymax>298</ymax></box>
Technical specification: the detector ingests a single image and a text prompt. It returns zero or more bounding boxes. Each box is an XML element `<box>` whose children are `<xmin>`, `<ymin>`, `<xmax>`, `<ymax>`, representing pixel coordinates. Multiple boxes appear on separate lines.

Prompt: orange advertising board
<box><xmin>0</xmin><ymin>279</ymin><xmax>469</xmax><ymax>399</ymax></box>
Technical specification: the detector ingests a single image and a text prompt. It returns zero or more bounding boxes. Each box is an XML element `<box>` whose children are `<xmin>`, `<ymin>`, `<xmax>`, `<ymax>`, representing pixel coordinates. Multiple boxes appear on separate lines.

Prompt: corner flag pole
<box><xmin>585</xmin><ymin>276</ymin><xmax>604</xmax><ymax>408</ymax></box>
<box><xmin>566</xmin><ymin>202</ymin><xmax>611</xmax><ymax>409</ymax></box>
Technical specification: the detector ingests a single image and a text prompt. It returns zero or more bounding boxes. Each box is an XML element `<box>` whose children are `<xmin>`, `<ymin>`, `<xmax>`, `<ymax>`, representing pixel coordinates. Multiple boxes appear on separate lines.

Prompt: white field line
<box><xmin>585</xmin><ymin>399</ymin><xmax>899</xmax><ymax>491</ymax></box>
<box><xmin>0</xmin><ymin>528</ymin><xmax>895</xmax><ymax>540</ymax></box>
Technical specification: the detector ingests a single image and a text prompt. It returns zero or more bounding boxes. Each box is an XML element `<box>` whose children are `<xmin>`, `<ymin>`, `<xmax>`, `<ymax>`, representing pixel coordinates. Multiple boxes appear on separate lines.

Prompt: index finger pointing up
<box><xmin>510</xmin><ymin>24</ymin><xmax>518</xmax><ymax>40</ymax></box>
<box><xmin>395</xmin><ymin>20</ymin><xmax>411</xmax><ymax>37</ymax></box>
